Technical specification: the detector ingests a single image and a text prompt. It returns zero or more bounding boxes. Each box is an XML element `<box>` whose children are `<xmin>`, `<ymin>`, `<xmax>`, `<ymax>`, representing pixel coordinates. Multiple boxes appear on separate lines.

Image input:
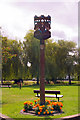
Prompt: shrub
<box><xmin>23</xmin><ymin>99</ymin><xmax>63</xmax><ymax>115</ymax></box>
<box><xmin>23</xmin><ymin>101</ymin><xmax>33</xmax><ymax>112</ymax></box>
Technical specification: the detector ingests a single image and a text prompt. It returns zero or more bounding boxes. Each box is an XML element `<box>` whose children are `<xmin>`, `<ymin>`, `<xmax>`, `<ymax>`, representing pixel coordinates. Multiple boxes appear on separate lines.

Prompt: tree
<box><xmin>45</xmin><ymin>39</ymin><xmax>59</xmax><ymax>83</ymax></box>
<box><xmin>2</xmin><ymin>29</ymin><xmax>77</xmax><ymax>85</ymax></box>
<box><xmin>62</xmin><ymin>40</ymin><xmax>76</xmax><ymax>85</ymax></box>
<box><xmin>23</xmin><ymin>30</ymin><xmax>40</xmax><ymax>83</ymax></box>
<box><xmin>75</xmin><ymin>48</ymin><xmax>80</xmax><ymax>81</ymax></box>
<box><xmin>45</xmin><ymin>40</ymin><xmax>76</xmax><ymax>84</ymax></box>
<box><xmin>9</xmin><ymin>40</ymin><xmax>23</xmax><ymax>79</ymax></box>
<box><xmin>2</xmin><ymin>36</ymin><xmax>22</xmax><ymax>81</ymax></box>
<box><xmin>2</xmin><ymin>37</ymin><xmax>17</xmax><ymax>81</ymax></box>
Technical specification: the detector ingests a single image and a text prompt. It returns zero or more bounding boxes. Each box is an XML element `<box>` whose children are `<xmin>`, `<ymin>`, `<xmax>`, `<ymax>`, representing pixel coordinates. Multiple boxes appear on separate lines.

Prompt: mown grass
<box><xmin>2</xmin><ymin>84</ymin><xmax>79</xmax><ymax>120</ymax></box>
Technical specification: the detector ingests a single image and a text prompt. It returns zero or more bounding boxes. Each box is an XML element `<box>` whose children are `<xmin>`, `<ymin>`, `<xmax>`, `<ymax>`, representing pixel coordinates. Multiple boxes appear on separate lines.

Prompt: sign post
<box><xmin>34</xmin><ymin>15</ymin><xmax>51</xmax><ymax>105</ymax></box>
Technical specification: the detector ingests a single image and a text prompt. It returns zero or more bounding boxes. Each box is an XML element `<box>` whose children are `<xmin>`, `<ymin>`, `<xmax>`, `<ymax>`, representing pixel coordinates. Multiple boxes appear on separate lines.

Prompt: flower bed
<box><xmin>23</xmin><ymin>99</ymin><xmax>63</xmax><ymax>116</ymax></box>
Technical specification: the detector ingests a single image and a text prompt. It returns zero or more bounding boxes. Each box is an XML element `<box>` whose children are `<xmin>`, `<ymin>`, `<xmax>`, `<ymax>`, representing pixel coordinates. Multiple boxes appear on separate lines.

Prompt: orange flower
<box><xmin>51</xmin><ymin>107</ymin><xmax>54</xmax><ymax>110</ymax></box>
<box><xmin>34</xmin><ymin>100</ymin><xmax>36</xmax><ymax>102</ymax></box>
<box><xmin>33</xmin><ymin>106</ymin><xmax>36</xmax><ymax>109</ymax></box>
<box><xmin>51</xmin><ymin>111</ymin><xmax>53</xmax><ymax>114</ymax></box>
<box><xmin>58</xmin><ymin>102</ymin><xmax>61</xmax><ymax>106</ymax></box>
<box><xmin>35</xmin><ymin>104</ymin><xmax>37</xmax><ymax>107</ymax></box>
<box><xmin>42</xmin><ymin>105</ymin><xmax>45</xmax><ymax>107</ymax></box>
<box><xmin>40</xmin><ymin>109</ymin><xmax>42</xmax><ymax>112</ymax></box>
<box><xmin>36</xmin><ymin>104</ymin><xmax>39</xmax><ymax>107</ymax></box>
<box><xmin>60</xmin><ymin>102</ymin><xmax>63</xmax><ymax>107</ymax></box>
<box><xmin>60</xmin><ymin>107</ymin><xmax>62</xmax><ymax>110</ymax></box>
<box><xmin>43</xmin><ymin>112</ymin><xmax>46</xmax><ymax>114</ymax></box>
<box><xmin>52</xmin><ymin>102</ymin><xmax>54</xmax><ymax>104</ymax></box>
<box><xmin>38</xmin><ymin>112</ymin><xmax>40</xmax><ymax>115</ymax></box>
<box><xmin>39</xmin><ymin>106</ymin><xmax>42</xmax><ymax>108</ymax></box>
<box><xmin>37</xmin><ymin>104</ymin><xmax>39</xmax><ymax>107</ymax></box>
<box><xmin>48</xmin><ymin>102</ymin><xmax>50</xmax><ymax>104</ymax></box>
<box><xmin>23</xmin><ymin>109</ymin><xmax>25</xmax><ymax>112</ymax></box>
<box><xmin>53</xmin><ymin>102</ymin><xmax>57</xmax><ymax>106</ymax></box>
<box><xmin>46</xmin><ymin>109</ymin><xmax>48</xmax><ymax>112</ymax></box>
<box><xmin>48</xmin><ymin>104</ymin><xmax>51</xmax><ymax>107</ymax></box>
<box><xmin>39</xmin><ymin>107</ymin><xmax>42</xmax><ymax>109</ymax></box>
<box><xmin>47</xmin><ymin>111</ymin><xmax>49</xmax><ymax>114</ymax></box>
<box><xmin>57</xmin><ymin>102</ymin><xmax>63</xmax><ymax>107</ymax></box>
<box><xmin>24</xmin><ymin>101</ymin><xmax>27</xmax><ymax>105</ymax></box>
<box><xmin>35</xmin><ymin>104</ymin><xmax>39</xmax><ymax>107</ymax></box>
<box><xmin>30</xmin><ymin>102</ymin><xmax>33</xmax><ymax>105</ymax></box>
<box><xmin>37</xmin><ymin>99</ymin><xmax>40</xmax><ymax>101</ymax></box>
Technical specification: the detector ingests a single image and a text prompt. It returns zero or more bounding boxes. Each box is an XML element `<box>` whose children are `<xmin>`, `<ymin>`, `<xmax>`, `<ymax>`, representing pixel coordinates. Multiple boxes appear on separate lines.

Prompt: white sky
<box><xmin>0</xmin><ymin>0</ymin><xmax>78</xmax><ymax>44</ymax></box>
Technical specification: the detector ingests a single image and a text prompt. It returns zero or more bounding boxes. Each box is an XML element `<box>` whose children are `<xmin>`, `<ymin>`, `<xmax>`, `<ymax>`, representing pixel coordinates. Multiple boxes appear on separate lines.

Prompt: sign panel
<box><xmin>34</xmin><ymin>30</ymin><xmax>51</xmax><ymax>40</ymax></box>
<box><xmin>34</xmin><ymin>30</ymin><xmax>43</xmax><ymax>40</ymax></box>
<box><xmin>34</xmin><ymin>15</ymin><xmax>51</xmax><ymax>43</ymax></box>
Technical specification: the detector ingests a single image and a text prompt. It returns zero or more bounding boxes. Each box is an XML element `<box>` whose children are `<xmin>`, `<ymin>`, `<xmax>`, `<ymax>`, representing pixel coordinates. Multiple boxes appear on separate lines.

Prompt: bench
<box><xmin>0</xmin><ymin>84</ymin><xmax>12</xmax><ymax>88</ymax></box>
<box><xmin>34</xmin><ymin>90</ymin><xmax>63</xmax><ymax>102</ymax></box>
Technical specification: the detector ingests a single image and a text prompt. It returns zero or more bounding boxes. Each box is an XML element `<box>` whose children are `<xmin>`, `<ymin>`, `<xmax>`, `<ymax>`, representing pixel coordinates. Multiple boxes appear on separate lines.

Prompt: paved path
<box><xmin>61</xmin><ymin>113</ymin><xmax>80</xmax><ymax>120</ymax></box>
<box><xmin>0</xmin><ymin>113</ymin><xmax>14</xmax><ymax>120</ymax></box>
<box><xmin>0</xmin><ymin>113</ymin><xmax>80</xmax><ymax>120</ymax></box>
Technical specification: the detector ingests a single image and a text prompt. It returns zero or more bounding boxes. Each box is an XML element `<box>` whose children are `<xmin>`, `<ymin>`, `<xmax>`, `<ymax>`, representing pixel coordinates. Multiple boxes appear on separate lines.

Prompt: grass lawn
<box><xmin>2</xmin><ymin>84</ymin><xmax>79</xmax><ymax>119</ymax></box>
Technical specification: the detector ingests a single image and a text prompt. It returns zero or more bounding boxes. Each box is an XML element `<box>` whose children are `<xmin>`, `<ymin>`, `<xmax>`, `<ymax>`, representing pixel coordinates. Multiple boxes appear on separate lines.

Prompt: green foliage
<box><xmin>45</xmin><ymin>39</ymin><xmax>77</xmax><ymax>84</ymax></box>
<box><xmin>23</xmin><ymin>30</ymin><xmax>40</xmax><ymax>78</ymax></box>
<box><xmin>2</xmin><ymin>29</ymin><xmax>79</xmax><ymax>85</ymax></box>
<box><xmin>2</xmin><ymin>36</ymin><xmax>23</xmax><ymax>80</ymax></box>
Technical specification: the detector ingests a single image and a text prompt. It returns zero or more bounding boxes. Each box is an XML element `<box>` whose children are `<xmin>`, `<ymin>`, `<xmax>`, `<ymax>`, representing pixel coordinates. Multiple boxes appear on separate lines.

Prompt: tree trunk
<box><xmin>37</xmin><ymin>76</ymin><xmax>39</xmax><ymax>85</ymax></box>
<box><xmin>52</xmin><ymin>78</ymin><xmax>56</xmax><ymax>84</ymax></box>
<box><xmin>69</xmin><ymin>74</ymin><xmax>71</xmax><ymax>85</ymax></box>
<box><xmin>78</xmin><ymin>75</ymin><xmax>79</xmax><ymax>81</ymax></box>
<box><xmin>1</xmin><ymin>79</ymin><xmax>3</xmax><ymax>84</ymax></box>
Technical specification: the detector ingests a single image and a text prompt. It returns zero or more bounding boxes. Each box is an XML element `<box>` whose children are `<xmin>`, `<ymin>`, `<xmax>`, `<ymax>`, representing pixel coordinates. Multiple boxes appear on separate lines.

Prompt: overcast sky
<box><xmin>0</xmin><ymin>0</ymin><xmax>78</xmax><ymax>44</ymax></box>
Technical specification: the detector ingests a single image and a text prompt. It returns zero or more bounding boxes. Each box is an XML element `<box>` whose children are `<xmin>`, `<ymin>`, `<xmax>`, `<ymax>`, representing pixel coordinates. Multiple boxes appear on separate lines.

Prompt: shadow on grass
<box><xmin>11</xmin><ymin>83</ymin><xmax>79</xmax><ymax>89</ymax></box>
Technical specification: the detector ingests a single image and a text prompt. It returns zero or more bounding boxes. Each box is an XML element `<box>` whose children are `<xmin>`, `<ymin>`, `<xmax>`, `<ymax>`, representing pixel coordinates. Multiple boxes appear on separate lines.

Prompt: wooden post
<box><xmin>34</xmin><ymin>15</ymin><xmax>51</xmax><ymax>105</ymax></box>
<box><xmin>40</xmin><ymin>42</ymin><xmax>45</xmax><ymax>105</ymax></box>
